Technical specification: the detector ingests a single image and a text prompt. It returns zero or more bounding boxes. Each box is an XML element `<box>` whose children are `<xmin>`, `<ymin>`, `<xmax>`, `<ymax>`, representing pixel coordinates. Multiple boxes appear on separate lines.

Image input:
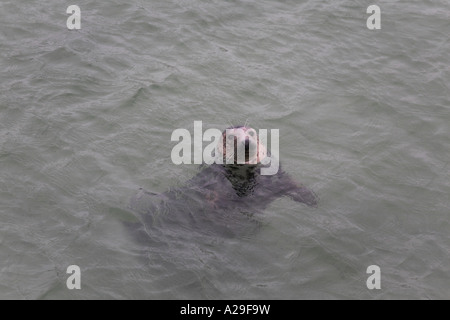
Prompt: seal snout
<box><xmin>244</xmin><ymin>137</ymin><xmax>250</xmax><ymax>149</ymax></box>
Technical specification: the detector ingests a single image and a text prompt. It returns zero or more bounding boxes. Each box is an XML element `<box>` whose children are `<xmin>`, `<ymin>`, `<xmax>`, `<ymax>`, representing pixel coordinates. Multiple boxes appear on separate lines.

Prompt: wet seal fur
<box><xmin>129</xmin><ymin>125</ymin><xmax>318</xmax><ymax>238</ymax></box>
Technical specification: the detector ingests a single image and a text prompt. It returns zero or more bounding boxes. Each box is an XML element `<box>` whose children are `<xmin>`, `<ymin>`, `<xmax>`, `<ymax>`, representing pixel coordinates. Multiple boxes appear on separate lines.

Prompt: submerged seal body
<box><xmin>129</xmin><ymin>125</ymin><xmax>318</xmax><ymax>238</ymax></box>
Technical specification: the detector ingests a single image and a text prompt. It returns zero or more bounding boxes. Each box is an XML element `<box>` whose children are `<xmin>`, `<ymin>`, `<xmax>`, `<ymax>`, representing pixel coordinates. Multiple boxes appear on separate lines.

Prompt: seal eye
<box><xmin>248</xmin><ymin>130</ymin><xmax>256</xmax><ymax>137</ymax></box>
<box><xmin>227</xmin><ymin>134</ymin><xmax>235</xmax><ymax>141</ymax></box>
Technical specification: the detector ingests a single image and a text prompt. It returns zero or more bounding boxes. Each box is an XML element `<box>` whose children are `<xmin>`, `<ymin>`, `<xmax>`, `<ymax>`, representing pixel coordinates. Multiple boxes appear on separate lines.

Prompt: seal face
<box><xmin>217</xmin><ymin>126</ymin><xmax>267</xmax><ymax>165</ymax></box>
<box><xmin>129</xmin><ymin>125</ymin><xmax>318</xmax><ymax>237</ymax></box>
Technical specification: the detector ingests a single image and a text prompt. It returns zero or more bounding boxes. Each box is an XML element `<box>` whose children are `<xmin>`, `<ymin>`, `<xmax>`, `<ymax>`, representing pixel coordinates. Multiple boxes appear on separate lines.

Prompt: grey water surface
<box><xmin>0</xmin><ymin>0</ymin><xmax>449</xmax><ymax>299</ymax></box>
